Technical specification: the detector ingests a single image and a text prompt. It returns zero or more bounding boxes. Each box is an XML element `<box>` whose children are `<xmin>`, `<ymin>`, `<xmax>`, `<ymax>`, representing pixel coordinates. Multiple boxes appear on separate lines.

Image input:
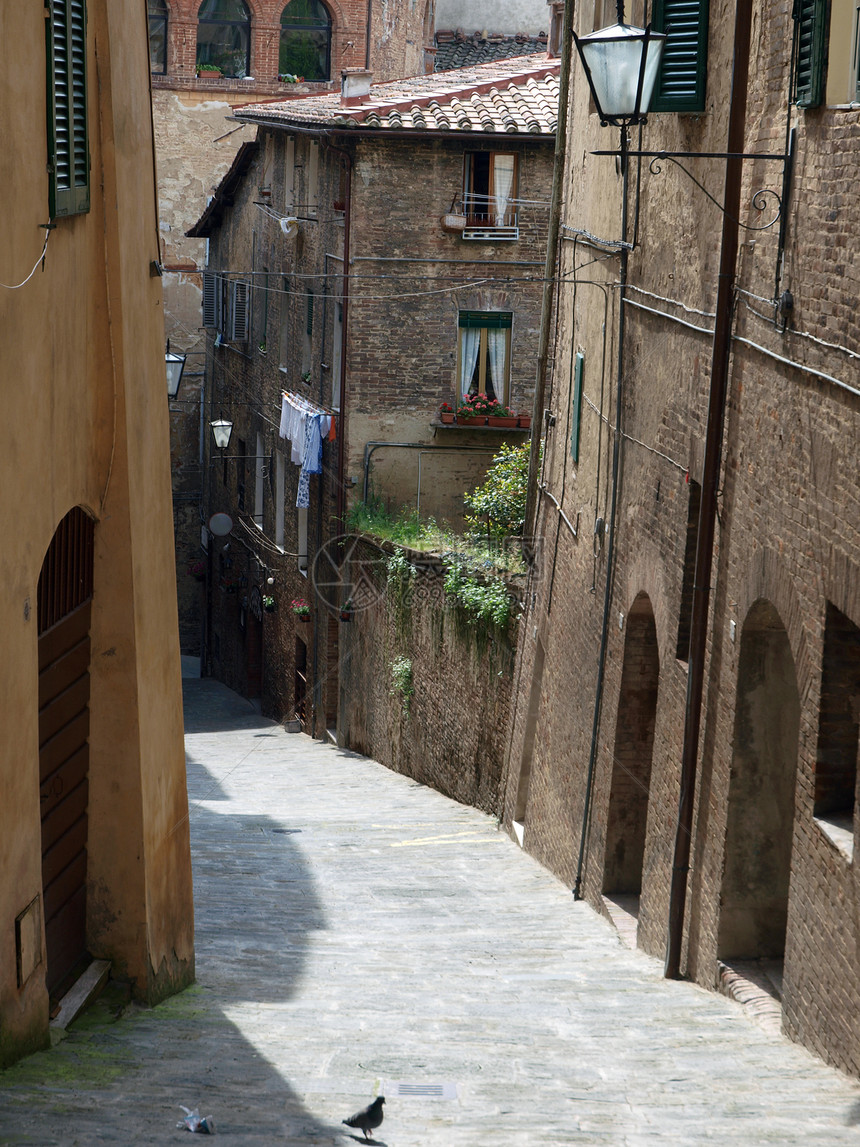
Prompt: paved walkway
<box><xmin>2</xmin><ymin>677</ymin><xmax>860</xmax><ymax>1145</ymax></box>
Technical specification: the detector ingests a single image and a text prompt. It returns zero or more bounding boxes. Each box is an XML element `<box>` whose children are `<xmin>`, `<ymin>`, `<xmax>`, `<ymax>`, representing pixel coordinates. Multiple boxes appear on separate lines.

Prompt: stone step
<box><xmin>49</xmin><ymin>959</ymin><xmax>111</xmax><ymax>1031</ymax></box>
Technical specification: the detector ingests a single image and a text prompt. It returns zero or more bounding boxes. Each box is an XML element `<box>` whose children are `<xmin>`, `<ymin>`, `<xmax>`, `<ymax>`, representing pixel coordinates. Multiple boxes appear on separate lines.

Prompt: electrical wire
<box><xmin>1</xmin><ymin>228</ymin><xmax>51</xmax><ymax>290</ymax></box>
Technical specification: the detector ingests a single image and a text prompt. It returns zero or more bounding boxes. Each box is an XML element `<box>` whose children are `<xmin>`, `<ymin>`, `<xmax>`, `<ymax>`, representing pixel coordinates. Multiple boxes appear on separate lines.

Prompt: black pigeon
<box><xmin>342</xmin><ymin>1095</ymin><xmax>385</xmax><ymax>1140</ymax></box>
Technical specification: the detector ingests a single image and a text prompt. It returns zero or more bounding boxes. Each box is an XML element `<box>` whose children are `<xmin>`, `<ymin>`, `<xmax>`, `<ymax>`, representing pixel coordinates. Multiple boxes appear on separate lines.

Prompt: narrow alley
<box><xmin>2</xmin><ymin>675</ymin><xmax>859</xmax><ymax>1145</ymax></box>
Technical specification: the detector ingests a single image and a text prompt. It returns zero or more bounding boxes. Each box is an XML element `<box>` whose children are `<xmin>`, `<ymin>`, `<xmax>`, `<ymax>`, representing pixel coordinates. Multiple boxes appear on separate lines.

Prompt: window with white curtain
<box><xmin>457</xmin><ymin>311</ymin><xmax>512</xmax><ymax>404</ymax></box>
<box><xmin>463</xmin><ymin>152</ymin><xmax>518</xmax><ymax>231</ymax></box>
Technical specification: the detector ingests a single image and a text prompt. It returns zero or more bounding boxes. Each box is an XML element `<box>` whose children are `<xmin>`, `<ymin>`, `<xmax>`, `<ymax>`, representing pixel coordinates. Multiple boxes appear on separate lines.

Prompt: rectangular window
<box><xmin>794</xmin><ymin>0</ymin><xmax>827</xmax><ymax>107</ymax></box>
<box><xmin>297</xmin><ymin>506</ymin><xmax>308</xmax><ymax>573</ymax></box>
<box><xmin>307</xmin><ymin>140</ymin><xmax>319</xmax><ymax>213</ymax></box>
<box><xmin>284</xmin><ymin>136</ymin><xmax>295</xmax><ymax>209</ymax></box>
<box><xmin>279</xmin><ymin>275</ymin><xmax>292</xmax><ymax>369</ymax></box>
<box><xmin>650</xmin><ymin>0</ymin><xmax>709</xmax><ymax>113</ymax></box>
<box><xmin>457</xmin><ymin>311</ymin><xmax>512</xmax><ymax>405</ymax></box>
<box><xmin>236</xmin><ymin>438</ymin><xmax>246</xmax><ymax>511</ymax></box>
<box><xmin>331</xmin><ymin>299</ymin><xmax>343</xmax><ymax>410</ymax></box>
<box><xmin>813</xmin><ymin>604</ymin><xmax>860</xmax><ymax>850</ymax></box>
<box><xmin>275</xmin><ymin>451</ymin><xmax>286</xmax><ymax>549</ymax></box>
<box><xmin>254</xmin><ymin>432</ymin><xmax>265</xmax><ymax>529</ymax></box>
<box><xmin>259</xmin><ymin>268</ymin><xmax>269</xmax><ymax>352</ymax></box>
<box><xmin>302</xmin><ymin>291</ymin><xmax>314</xmax><ymax>377</ymax></box>
<box><xmin>463</xmin><ymin>153</ymin><xmax>518</xmax><ymax>238</ymax></box>
<box><xmin>47</xmin><ymin>0</ymin><xmax>90</xmax><ymax>218</ymax></box>
<box><xmin>824</xmin><ymin>0</ymin><xmax>860</xmax><ymax>104</ymax></box>
<box><xmin>570</xmin><ymin>353</ymin><xmax>584</xmax><ymax>464</ymax></box>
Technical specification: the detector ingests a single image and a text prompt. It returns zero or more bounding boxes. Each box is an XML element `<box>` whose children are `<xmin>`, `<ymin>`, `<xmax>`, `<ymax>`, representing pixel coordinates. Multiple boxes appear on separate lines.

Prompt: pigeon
<box><xmin>342</xmin><ymin>1095</ymin><xmax>385</xmax><ymax>1140</ymax></box>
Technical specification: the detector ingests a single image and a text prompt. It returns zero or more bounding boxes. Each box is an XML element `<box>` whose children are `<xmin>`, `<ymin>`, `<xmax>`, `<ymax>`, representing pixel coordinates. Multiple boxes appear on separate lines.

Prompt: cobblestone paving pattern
<box><xmin>1</xmin><ymin>677</ymin><xmax>859</xmax><ymax>1145</ymax></box>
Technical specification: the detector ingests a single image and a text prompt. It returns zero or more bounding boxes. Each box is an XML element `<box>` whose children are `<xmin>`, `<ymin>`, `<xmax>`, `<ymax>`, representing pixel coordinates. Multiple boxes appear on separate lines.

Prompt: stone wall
<box><xmin>338</xmin><ymin>541</ymin><xmax>520</xmax><ymax>815</ymax></box>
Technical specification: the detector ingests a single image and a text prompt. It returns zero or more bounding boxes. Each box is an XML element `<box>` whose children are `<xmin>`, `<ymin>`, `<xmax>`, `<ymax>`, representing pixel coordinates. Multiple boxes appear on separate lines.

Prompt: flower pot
<box><xmin>518</xmin><ymin>415</ymin><xmax>532</xmax><ymax>428</ymax></box>
<box><xmin>456</xmin><ymin>415</ymin><xmax>485</xmax><ymax>426</ymax></box>
<box><xmin>197</xmin><ymin>69</ymin><xmax>221</xmax><ymax>79</ymax></box>
<box><xmin>439</xmin><ymin>411</ymin><xmax>455</xmax><ymax>424</ymax></box>
<box><xmin>340</xmin><ymin>610</ymin><xmax>352</xmax><ymax>622</ymax></box>
<box><xmin>296</xmin><ymin>614</ymin><xmax>310</xmax><ymax>622</ymax></box>
<box><xmin>488</xmin><ymin>416</ymin><xmax>519</xmax><ymax>428</ymax></box>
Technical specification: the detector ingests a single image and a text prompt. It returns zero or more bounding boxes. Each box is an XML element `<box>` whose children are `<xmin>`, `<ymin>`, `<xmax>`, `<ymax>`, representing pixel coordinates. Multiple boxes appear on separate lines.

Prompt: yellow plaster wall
<box><xmin>0</xmin><ymin>0</ymin><xmax>194</xmax><ymax>1065</ymax></box>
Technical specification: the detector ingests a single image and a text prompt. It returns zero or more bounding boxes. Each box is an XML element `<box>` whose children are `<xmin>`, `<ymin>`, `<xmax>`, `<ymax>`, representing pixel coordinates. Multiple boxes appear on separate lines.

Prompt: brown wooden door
<box><xmin>38</xmin><ymin>508</ymin><xmax>94</xmax><ymax>996</ymax></box>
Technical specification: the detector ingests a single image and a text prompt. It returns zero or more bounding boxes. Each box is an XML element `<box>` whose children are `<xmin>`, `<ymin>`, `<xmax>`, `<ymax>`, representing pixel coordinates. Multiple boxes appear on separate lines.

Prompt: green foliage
<box><xmin>464</xmin><ymin>441</ymin><xmax>530</xmax><ymax>544</ymax></box>
<box><xmin>389</xmin><ymin>655</ymin><xmax>414</xmax><ymax>716</ymax></box>
<box><xmin>443</xmin><ymin>557</ymin><xmax>513</xmax><ymax>631</ymax></box>
<box><xmin>386</xmin><ymin>549</ymin><xmax>416</xmax><ymax>640</ymax></box>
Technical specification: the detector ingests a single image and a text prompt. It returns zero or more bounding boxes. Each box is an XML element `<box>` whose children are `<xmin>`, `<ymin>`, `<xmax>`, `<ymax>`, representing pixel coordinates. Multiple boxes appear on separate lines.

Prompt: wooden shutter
<box><xmin>202</xmin><ymin>272</ymin><xmax>220</xmax><ymax>328</ymax></box>
<box><xmin>571</xmin><ymin>353</ymin><xmax>584</xmax><ymax>464</ymax></box>
<box><xmin>793</xmin><ymin>0</ymin><xmax>827</xmax><ymax>107</ymax></box>
<box><xmin>650</xmin><ymin>0</ymin><xmax>709</xmax><ymax>113</ymax></box>
<box><xmin>46</xmin><ymin>0</ymin><xmax>90</xmax><ymax>218</ymax></box>
<box><xmin>229</xmin><ymin>280</ymin><xmax>250</xmax><ymax>341</ymax></box>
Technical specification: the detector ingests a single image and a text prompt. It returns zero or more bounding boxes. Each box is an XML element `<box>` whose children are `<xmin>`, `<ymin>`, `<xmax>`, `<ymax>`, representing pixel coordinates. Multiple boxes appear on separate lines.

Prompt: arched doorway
<box><xmin>603</xmin><ymin>594</ymin><xmax>659</xmax><ymax>911</ymax></box>
<box><xmin>37</xmin><ymin>507</ymin><xmax>95</xmax><ymax>997</ymax></box>
<box><xmin>718</xmin><ymin>599</ymin><xmax>799</xmax><ymax>961</ymax></box>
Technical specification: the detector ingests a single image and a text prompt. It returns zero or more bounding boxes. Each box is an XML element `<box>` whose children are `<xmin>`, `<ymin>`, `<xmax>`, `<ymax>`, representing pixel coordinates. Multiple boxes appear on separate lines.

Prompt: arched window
<box><xmin>149</xmin><ymin>0</ymin><xmax>168</xmax><ymax>74</ymax></box>
<box><xmin>197</xmin><ymin>0</ymin><xmax>251</xmax><ymax>78</ymax></box>
<box><xmin>279</xmin><ymin>0</ymin><xmax>331</xmax><ymax>81</ymax></box>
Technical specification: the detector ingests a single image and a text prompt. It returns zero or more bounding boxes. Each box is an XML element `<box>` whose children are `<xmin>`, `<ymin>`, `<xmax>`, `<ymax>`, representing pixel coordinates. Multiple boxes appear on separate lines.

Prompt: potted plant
<box><xmin>291</xmin><ymin>598</ymin><xmax>311</xmax><ymax>621</ymax></box>
<box><xmin>487</xmin><ymin>403</ymin><xmax>519</xmax><ymax>428</ymax></box>
<box><xmin>196</xmin><ymin>63</ymin><xmax>222</xmax><ymax>78</ymax></box>
<box><xmin>263</xmin><ymin>594</ymin><xmax>277</xmax><ymax>613</ymax></box>
<box><xmin>439</xmin><ymin>402</ymin><xmax>455</xmax><ymax>424</ymax></box>
<box><xmin>518</xmin><ymin>412</ymin><xmax>532</xmax><ymax>429</ymax></box>
<box><xmin>455</xmin><ymin>396</ymin><xmax>486</xmax><ymax>425</ymax></box>
<box><xmin>339</xmin><ymin>599</ymin><xmax>354</xmax><ymax>622</ymax></box>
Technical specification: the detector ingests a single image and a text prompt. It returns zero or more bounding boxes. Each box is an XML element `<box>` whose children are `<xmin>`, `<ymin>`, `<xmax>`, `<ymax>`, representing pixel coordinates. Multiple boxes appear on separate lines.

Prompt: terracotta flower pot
<box><xmin>518</xmin><ymin>415</ymin><xmax>532</xmax><ymax>428</ymax></box>
<box><xmin>439</xmin><ymin>411</ymin><xmax>455</xmax><ymax>423</ymax></box>
<box><xmin>488</xmin><ymin>416</ymin><xmax>519</xmax><ymax>428</ymax></box>
<box><xmin>456</xmin><ymin>415</ymin><xmax>485</xmax><ymax>426</ymax></box>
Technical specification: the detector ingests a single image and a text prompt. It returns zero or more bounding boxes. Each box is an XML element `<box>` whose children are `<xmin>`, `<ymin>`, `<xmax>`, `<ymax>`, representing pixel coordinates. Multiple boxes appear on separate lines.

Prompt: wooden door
<box><xmin>38</xmin><ymin>508</ymin><xmax>94</xmax><ymax>996</ymax></box>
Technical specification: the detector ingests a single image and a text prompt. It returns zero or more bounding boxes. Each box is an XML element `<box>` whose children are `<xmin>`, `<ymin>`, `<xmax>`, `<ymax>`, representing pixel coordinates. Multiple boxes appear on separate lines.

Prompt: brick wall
<box><xmin>338</xmin><ymin>540</ymin><xmax>519</xmax><ymax>814</ymax></box>
<box><xmin>503</xmin><ymin>0</ymin><xmax>860</xmax><ymax>1077</ymax></box>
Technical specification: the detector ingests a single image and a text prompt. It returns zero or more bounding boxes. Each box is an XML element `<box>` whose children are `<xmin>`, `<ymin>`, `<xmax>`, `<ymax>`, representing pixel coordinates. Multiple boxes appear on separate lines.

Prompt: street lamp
<box><xmin>573</xmin><ymin>12</ymin><xmax>666</xmax><ymax>128</ymax></box>
<box><xmin>165</xmin><ymin>341</ymin><xmax>187</xmax><ymax>398</ymax></box>
<box><xmin>210</xmin><ymin>418</ymin><xmax>233</xmax><ymax>449</ymax></box>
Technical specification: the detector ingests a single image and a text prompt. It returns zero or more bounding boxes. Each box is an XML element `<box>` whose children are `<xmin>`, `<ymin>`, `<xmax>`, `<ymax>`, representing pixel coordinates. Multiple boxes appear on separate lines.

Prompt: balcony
<box><xmin>442</xmin><ymin>197</ymin><xmax>519</xmax><ymax>241</ymax></box>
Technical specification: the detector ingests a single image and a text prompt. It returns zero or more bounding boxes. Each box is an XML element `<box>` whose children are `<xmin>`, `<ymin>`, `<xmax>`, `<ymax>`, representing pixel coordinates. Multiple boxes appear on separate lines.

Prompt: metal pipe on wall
<box><xmin>665</xmin><ymin>0</ymin><xmax>754</xmax><ymax>980</ymax></box>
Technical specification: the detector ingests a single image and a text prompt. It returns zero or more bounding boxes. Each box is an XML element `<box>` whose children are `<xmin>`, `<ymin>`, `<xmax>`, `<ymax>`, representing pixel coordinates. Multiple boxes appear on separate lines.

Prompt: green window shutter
<box><xmin>571</xmin><ymin>353</ymin><xmax>584</xmax><ymax>464</ymax></box>
<box><xmin>46</xmin><ymin>0</ymin><xmax>90</xmax><ymax>218</ymax></box>
<box><xmin>650</xmin><ymin>0</ymin><xmax>709</xmax><ymax>113</ymax></box>
<box><xmin>793</xmin><ymin>0</ymin><xmax>827</xmax><ymax>108</ymax></box>
<box><xmin>458</xmin><ymin>311</ymin><xmax>513</xmax><ymax>329</ymax></box>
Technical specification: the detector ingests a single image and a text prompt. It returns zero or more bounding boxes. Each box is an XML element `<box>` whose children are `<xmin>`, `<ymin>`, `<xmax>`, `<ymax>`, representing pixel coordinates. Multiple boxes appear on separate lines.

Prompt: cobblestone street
<box><xmin>1</xmin><ymin>675</ymin><xmax>859</xmax><ymax>1145</ymax></box>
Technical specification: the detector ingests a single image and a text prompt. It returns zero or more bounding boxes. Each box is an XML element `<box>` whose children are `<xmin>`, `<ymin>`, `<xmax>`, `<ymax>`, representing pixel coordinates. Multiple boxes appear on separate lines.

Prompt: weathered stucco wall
<box><xmin>0</xmin><ymin>0</ymin><xmax>194</xmax><ymax>1066</ymax></box>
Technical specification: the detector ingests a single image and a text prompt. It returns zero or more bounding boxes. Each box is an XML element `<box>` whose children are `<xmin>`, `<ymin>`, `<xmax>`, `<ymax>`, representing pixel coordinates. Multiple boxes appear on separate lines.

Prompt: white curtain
<box><xmin>493</xmin><ymin>155</ymin><xmax>515</xmax><ymax>227</ymax></box>
<box><xmin>459</xmin><ymin>327</ymin><xmax>481</xmax><ymax>399</ymax></box>
<box><xmin>486</xmin><ymin>328</ymin><xmax>508</xmax><ymax>402</ymax></box>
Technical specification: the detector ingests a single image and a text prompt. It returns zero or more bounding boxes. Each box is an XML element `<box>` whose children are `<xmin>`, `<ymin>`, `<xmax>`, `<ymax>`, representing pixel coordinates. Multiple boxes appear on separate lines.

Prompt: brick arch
<box><xmin>620</xmin><ymin>556</ymin><xmax>673</xmax><ymax>674</ymax></box>
<box><xmin>734</xmin><ymin>545</ymin><xmax>814</xmax><ymax>710</ymax></box>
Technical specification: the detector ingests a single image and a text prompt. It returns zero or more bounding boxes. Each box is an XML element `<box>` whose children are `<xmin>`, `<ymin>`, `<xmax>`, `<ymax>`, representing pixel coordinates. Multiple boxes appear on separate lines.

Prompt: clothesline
<box><xmin>279</xmin><ymin>392</ymin><xmax>336</xmax><ymax>508</ymax></box>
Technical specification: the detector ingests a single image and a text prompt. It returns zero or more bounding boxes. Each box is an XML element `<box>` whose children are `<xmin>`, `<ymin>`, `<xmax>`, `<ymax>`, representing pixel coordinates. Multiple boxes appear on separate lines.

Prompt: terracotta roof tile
<box><xmin>233</xmin><ymin>57</ymin><xmax>559</xmax><ymax>137</ymax></box>
<box><xmin>434</xmin><ymin>32</ymin><xmax>548</xmax><ymax>73</ymax></box>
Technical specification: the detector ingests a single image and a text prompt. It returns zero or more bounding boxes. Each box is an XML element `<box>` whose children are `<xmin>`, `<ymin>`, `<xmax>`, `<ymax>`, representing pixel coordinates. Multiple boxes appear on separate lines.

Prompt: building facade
<box><xmin>187</xmin><ymin>58</ymin><xmax>557</xmax><ymax>732</ymax></box>
<box><xmin>149</xmin><ymin>0</ymin><xmax>435</xmax><ymax>656</ymax></box>
<box><xmin>1</xmin><ymin>0</ymin><xmax>195</xmax><ymax>1066</ymax></box>
<box><xmin>504</xmin><ymin>0</ymin><xmax>860</xmax><ymax>1076</ymax></box>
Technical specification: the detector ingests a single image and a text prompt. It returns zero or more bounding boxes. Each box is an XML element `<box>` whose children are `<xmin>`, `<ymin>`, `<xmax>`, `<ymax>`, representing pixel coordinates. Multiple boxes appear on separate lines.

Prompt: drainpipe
<box><xmin>324</xmin><ymin>140</ymin><xmax>352</xmax><ymax>529</ymax></box>
<box><xmin>573</xmin><ymin>129</ymin><xmax>631</xmax><ymax>900</ymax></box>
<box><xmin>522</xmin><ymin>0</ymin><xmax>574</xmax><ymax>557</ymax></box>
<box><xmin>665</xmin><ymin>0</ymin><xmax>753</xmax><ymax>979</ymax></box>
